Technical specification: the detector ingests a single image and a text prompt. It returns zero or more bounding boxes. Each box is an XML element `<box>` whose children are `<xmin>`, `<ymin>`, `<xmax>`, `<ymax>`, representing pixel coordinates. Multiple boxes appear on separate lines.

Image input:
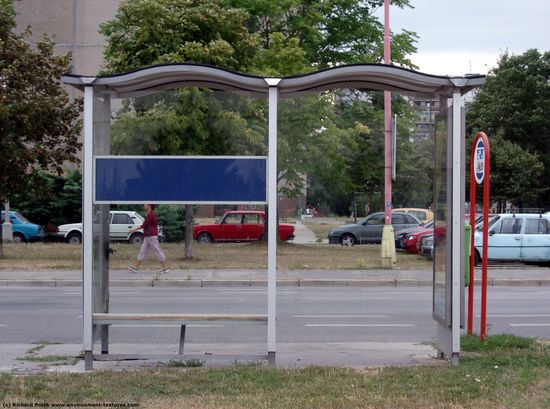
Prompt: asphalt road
<box><xmin>1</xmin><ymin>286</ymin><xmax>549</xmax><ymax>345</ymax></box>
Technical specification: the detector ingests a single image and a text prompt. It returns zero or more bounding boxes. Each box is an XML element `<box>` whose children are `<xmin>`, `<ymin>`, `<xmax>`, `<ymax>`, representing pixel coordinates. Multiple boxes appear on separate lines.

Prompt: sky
<box><xmin>373</xmin><ymin>0</ymin><xmax>550</xmax><ymax>76</ymax></box>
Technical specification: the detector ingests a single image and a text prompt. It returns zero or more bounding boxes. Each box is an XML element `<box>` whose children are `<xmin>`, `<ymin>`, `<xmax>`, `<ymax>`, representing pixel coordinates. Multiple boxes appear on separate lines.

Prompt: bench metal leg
<box><xmin>101</xmin><ymin>325</ymin><xmax>109</xmax><ymax>355</ymax></box>
<box><xmin>84</xmin><ymin>350</ymin><xmax>93</xmax><ymax>370</ymax></box>
<box><xmin>268</xmin><ymin>351</ymin><xmax>276</xmax><ymax>367</ymax></box>
<box><xmin>179</xmin><ymin>325</ymin><xmax>186</xmax><ymax>356</ymax></box>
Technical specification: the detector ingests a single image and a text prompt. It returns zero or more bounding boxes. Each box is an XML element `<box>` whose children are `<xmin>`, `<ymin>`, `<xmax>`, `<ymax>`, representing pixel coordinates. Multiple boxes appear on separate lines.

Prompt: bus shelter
<box><xmin>62</xmin><ymin>64</ymin><xmax>485</xmax><ymax>369</ymax></box>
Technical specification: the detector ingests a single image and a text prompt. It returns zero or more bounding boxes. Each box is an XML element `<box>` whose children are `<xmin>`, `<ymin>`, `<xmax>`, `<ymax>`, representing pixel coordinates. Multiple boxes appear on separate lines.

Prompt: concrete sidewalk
<box><xmin>1</xmin><ymin>341</ymin><xmax>441</xmax><ymax>374</ymax></box>
<box><xmin>292</xmin><ymin>220</ymin><xmax>320</xmax><ymax>244</ymax></box>
<box><xmin>0</xmin><ymin>266</ymin><xmax>548</xmax><ymax>287</ymax></box>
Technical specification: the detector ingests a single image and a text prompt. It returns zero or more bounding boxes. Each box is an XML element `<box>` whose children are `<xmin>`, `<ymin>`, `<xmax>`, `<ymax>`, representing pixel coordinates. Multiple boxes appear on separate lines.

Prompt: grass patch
<box><xmin>303</xmin><ymin>218</ymin><xmax>350</xmax><ymax>241</ymax></box>
<box><xmin>0</xmin><ymin>242</ymin><xmax>431</xmax><ymax>271</ymax></box>
<box><xmin>165</xmin><ymin>359</ymin><xmax>205</xmax><ymax>368</ymax></box>
<box><xmin>1</xmin><ymin>336</ymin><xmax>549</xmax><ymax>408</ymax></box>
<box><xmin>461</xmin><ymin>334</ymin><xmax>536</xmax><ymax>352</ymax></box>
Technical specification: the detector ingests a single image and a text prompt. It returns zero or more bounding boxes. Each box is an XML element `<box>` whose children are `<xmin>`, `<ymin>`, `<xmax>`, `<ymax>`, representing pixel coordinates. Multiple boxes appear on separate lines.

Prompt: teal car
<box><xmin>1</xmin><ymin>211</ymin><xmax>45</xmax><ymax>243</ymax></box>
<box><xmin>474</xmin><ymin>213</ymin><xmax>550</xmax><ymax>266</ymax></box>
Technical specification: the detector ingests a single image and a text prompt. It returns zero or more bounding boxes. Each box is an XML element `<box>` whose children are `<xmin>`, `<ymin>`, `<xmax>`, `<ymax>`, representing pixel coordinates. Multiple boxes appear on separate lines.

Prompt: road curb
<box><xmin>1</xmin><ymin>279</ymin><xmax>550</xmax><ymax>287</ymax></box>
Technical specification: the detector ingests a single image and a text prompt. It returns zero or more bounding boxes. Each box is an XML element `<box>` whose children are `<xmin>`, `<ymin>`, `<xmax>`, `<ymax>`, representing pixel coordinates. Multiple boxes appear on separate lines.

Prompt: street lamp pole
<box><xmin>381</xmin><ymin>0</ymin><xmax>396</xmax><ymax>266</ymax></box>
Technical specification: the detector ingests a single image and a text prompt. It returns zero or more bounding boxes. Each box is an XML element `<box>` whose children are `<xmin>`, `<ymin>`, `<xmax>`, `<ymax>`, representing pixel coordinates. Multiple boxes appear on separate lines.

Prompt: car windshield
<box><xmin>14</xmin><ymin>212</ymin><xmax>29</xmax><ymax>223</ymax></box>
<box><xmin>476</xmin><ymin>215</ymin><xmax>499</xmax><ymax>231</ymax></box>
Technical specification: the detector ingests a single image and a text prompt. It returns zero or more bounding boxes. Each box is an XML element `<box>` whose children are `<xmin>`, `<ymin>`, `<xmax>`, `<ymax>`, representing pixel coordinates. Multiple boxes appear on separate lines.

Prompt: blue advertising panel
<box><xmin>95</xmin><ymin>156</ymin><xmax>267</xmax><ymax>204</ymax></box>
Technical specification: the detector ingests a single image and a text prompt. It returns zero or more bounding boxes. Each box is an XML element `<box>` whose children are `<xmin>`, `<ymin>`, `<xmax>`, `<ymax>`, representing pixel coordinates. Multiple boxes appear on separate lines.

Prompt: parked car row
<box><xmin>1</xmin><ymin>210</ymin><xmax>164</xmax><ymax>245</ymax></box>
<box><xmin>411</xmin><ymin>213</ymin><xmax>550</xmax><ymax>267</ymax></box>
<box><xmin>5</xmin><ymin>207</ymin><xmax>550</xmax><ymax>267</ymax></box>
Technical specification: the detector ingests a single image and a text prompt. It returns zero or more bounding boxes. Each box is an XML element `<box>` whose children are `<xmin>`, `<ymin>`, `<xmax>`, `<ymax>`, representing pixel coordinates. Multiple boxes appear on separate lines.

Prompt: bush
<box><xmin>10</xmin><ymin>170</ymin><xmax>82</xmax><ymax>227</ymax></box>
<box><xmin>155</xmin><ymin>205</ymin><xmax>186</xmax><ymax>242</ymax></box>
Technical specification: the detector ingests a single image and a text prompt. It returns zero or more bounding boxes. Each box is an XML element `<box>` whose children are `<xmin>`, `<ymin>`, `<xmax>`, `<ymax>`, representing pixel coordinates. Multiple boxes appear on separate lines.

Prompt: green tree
<box><xmin>308</xmin><ymin>89</ymin><xmax>420</xmax><ymax>216</ymax></box>
<box><xmin>467</xmin><ymin>49</ymin><xmax>550</xmax><ymax>208</ymax></box>
<box><xmin>233</xmin><ymin>0</ymin><xmax>419</xmax><ymax>213</ymax></box>
<box><xmin>100</xmin><ymin>0</ymin><xmax>266</xmax><ymax>257</ymax></box>
<box><xmin>101</xmin><ymin>0</ymin><xmax>420</xmax><ymax>227</ymax></box>
<box><xmin>10</xmin><ymin>170</ymin><xmax>82</xmax><ymax>228</ymax></box>
<box><xmin>100</xmin><ymin>0</ymin><xmax>258</xmax><ymax>73</ymax></box>
<box><xmin>0</xmin><ymin>0</ymin><xmax>82</xmax><ymax>255</ymax></box>
<box><xmin>226</xmin><ymin>0</ymin><xmax>417</xmax><ymax>68</ymax></box>
<box><xmin>466</xmin><ymin>132</ymin><xmax>546</xmax><ymax>210</ymax></box>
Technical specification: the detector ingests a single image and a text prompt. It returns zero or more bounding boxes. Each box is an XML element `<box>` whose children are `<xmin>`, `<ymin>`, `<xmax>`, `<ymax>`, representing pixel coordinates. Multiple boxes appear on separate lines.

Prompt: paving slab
<box><xmin>0</xmin><ymin>342</ymin><xmax>442</xmax><ymax>373</ymax></box>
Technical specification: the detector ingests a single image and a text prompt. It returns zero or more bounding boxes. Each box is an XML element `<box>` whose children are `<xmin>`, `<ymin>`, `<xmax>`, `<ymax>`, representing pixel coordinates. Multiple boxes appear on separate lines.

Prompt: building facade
<box><xmin>13</xmin><ymin>0</ymin><xmax>122</xmax><ymax>76</ymax></box>
<box><xmin>412</xmin><ymin>96</ymin><xmax>440</xmax><ymax>141</ymax></box>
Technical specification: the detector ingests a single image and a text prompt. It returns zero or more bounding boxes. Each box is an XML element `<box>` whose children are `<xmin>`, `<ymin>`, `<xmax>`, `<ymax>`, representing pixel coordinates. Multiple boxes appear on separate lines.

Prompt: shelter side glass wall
<box><xmin>433</xmin><ymin>95</ymin><xmax>451</xmax><ymax>327</ymax></box>
<box><xmin>92</xmin><ymin>94</ymin><xmax>111</xmax><ymax>345</ymax></box>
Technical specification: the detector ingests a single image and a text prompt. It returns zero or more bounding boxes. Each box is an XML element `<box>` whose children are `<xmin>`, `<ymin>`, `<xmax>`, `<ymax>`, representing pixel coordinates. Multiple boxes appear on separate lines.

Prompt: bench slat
<box><xmin>93</xmin><ymin>313</ymin><xmax>267</xmax><ymax>322</ymax></box>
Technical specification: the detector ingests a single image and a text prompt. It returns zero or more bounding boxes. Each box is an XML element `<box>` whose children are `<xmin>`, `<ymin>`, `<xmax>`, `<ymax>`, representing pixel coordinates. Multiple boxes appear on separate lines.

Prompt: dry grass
<box><xmin>303</xmin><ymin>217</ymin><xmax>351</xmax><ymax>241</ymax></box>
<box><xmin>0</xmin><ymin>242</ymin><xmax>431</xmax><ymax>271</ymax></box>
<box><xmin>1</xmin><ymin>337</ymin><xmax>549</xmax><ymax>408</ymax></box>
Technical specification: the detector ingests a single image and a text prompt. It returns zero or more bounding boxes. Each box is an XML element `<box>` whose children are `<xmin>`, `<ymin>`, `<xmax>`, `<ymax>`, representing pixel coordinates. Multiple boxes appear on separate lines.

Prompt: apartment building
<box><xmin>13</xmin><ymin>0</ymin><xmax>122</xmax><ymax>75</ymax></box>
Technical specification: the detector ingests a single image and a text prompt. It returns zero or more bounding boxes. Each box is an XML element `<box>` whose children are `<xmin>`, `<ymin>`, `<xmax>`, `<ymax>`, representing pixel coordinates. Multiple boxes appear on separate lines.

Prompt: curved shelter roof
<box><xmin>62</xmin><ymin>63</ymin><xmax>485</xmax><ymax>98</ymax></box>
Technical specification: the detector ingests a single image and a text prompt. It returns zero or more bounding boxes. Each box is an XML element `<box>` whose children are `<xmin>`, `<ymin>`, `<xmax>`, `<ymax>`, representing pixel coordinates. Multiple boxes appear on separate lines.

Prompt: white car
<box><xmin>474</xmin><ymin>213</ymin><xmax>550</xmax><ymax>266</ymax></box>
<box><xmin>57</xmin><ymin>211</ymin><xmax>163</xmax><ymax>244</ymax></box>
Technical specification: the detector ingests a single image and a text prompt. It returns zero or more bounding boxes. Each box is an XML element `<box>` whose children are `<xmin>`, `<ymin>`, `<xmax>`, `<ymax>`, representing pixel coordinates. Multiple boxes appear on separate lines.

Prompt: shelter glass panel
<box><xmin>90</xmin><ymin>88</ymin><xmax>269</xmax><ymax>355</ymax></box>
<box><xmin>433</xmin><ymin>95</ymin><xmax>451</xmax><ymax>326</ymax></box>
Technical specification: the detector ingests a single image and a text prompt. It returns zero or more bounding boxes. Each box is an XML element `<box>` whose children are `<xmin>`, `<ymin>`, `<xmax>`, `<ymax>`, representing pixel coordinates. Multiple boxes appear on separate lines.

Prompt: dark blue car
<box><xmin>1</xmin><ymin>211</ymin><xmax>45</xmax><ymax>243</ymax></box>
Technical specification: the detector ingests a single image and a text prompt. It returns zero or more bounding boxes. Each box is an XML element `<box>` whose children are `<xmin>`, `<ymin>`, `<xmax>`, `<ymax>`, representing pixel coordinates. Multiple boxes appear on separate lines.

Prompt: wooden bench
<box><xmin>91</xmin><ymin>313</ymin><xmax>268</xmax><ymax>364</ymax></box>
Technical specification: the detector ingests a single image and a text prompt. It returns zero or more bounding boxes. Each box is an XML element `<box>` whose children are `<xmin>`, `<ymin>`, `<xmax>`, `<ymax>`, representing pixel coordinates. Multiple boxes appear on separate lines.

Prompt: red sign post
<box><xmin>468</xmin><ymin>132</ymin><xmax>490</xmax><ymax>341</ymax></box>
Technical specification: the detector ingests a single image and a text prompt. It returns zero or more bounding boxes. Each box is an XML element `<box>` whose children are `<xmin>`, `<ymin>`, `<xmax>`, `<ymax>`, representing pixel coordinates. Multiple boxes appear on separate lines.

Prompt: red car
<box><xmin>402</xmin><ymin>227</ymin><xmax>434</xmax><ymax>254</ymax></box>
<box><xmin>193</xmin><ymin>211</ymin><xmax>295</xmax><ymax>243</ymax></box>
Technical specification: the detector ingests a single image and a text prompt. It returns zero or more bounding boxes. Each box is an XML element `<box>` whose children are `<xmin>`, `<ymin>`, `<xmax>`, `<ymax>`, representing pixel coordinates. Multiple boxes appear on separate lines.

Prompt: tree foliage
<box><xmin>0</xmin><ymin>0</ymin><xmax>82</xmax><ymax>204</ymax></box>
<box><xmin>10</xmin><ymin>170</ymin><xmax>82</xmax><ymax>228</ymax></box>
<box><xmin>101</xmin><ymin>0</ymin><xmax>421</xmax><ymax>218</ymax></box>
<box><xmin>467</xmin><ymin>49</ymin><xmax>550</xmax><ymax>207</ymax></box>
<box><xmin>226</xmin><ymin>0</ymin><xmax>417</xmax><ymax>68</ymax></box>
<box><xmin>100</xmin><ymin>0</ymin><xmax>258</xmax><ymax>73</ymax></box>
<box><xmin>466</xmin><ymin>132</ymin><xmax>546</xmax><ymax>209</ymax></box>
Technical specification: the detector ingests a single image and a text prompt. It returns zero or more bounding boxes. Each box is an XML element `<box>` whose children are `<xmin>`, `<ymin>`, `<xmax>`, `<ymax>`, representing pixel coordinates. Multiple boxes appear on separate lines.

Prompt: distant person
<box><xmin>128</xmin><ymin>204</ymin><xmax>169</xmax><ymax>274</ymax></box>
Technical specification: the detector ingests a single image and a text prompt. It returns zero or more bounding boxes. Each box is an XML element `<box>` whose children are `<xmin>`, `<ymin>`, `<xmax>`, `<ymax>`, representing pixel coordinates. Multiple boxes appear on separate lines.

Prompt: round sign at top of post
<box><xmin>474</xmin><ymin>138</ymin><xmax>485</xmax><ymax>184</ymax></box>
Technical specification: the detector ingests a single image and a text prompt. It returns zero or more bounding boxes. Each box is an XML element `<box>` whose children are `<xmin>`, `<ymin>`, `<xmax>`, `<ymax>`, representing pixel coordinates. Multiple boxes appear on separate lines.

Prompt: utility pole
<box><xmin>2</xmin><ymin>200</ymin><xmax>13</xmax><ymax>242</ymax></box>
<box><xmin>381</xmin><ymin>0</ymin><xmax>396</xmax><ymax>266</ymax></box>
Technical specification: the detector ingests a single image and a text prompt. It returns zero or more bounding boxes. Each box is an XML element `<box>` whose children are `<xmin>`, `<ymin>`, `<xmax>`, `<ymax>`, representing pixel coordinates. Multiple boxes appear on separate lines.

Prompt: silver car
<box><xmin>418</xmin><ymin>234</ymin><xmax>434</xmax><ymax>258</ymax></box>
<box><xmin>328</xmin><ymin>212</ymin><xmax>421</xmax><ymax>246</ymax></box>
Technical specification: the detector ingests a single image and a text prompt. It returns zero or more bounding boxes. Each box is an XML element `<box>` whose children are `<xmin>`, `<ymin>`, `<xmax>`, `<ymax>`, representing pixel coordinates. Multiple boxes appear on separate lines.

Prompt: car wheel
<box><xmin>66</xmin><ymin>232</ymin><xmax>82</xmax><ymax>244</ymax></box>
<box><xmin>474</xmin><ymin>249</ymin><xmax>481</xmax><ymax>266</ymax></box>
<box><xmin>129</xmin><ymin>233</ymin><xmax>144</xmax><ymax>245</ymax></box>
<box><xmin>197</xmin><ymin>232</ymin><xmax>213</xmax><ymax>244</ymax></box>
<box><xmin>340</xmin><ymin>234</ymin><xmax>356</xmax><ymax>247</ymax></box>
<box><xmin>13</xmin><ymin>232</ymin><xmax>26</xmax><ymax>243</ymax></box>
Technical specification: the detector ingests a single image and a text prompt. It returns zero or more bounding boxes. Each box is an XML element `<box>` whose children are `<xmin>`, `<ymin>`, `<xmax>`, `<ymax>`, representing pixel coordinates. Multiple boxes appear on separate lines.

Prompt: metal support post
<box><xmin>82</xmin><ymin>84</ymin><xmax>94</xmax><ymax>370</ymax></box>
<box><xmin>451</xmin><ymin>89</ymin><xmax>465</xmax><ymax>362</ymax></box>
<box><xmin>266</xmin><ymin>78</ymin><xmax>281</xmax><ymax>361</ymax></box>
<box><xmin>2</xmin><ymin>200</ymin><xmax>13</xmax><ymax>242</ymax></box>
